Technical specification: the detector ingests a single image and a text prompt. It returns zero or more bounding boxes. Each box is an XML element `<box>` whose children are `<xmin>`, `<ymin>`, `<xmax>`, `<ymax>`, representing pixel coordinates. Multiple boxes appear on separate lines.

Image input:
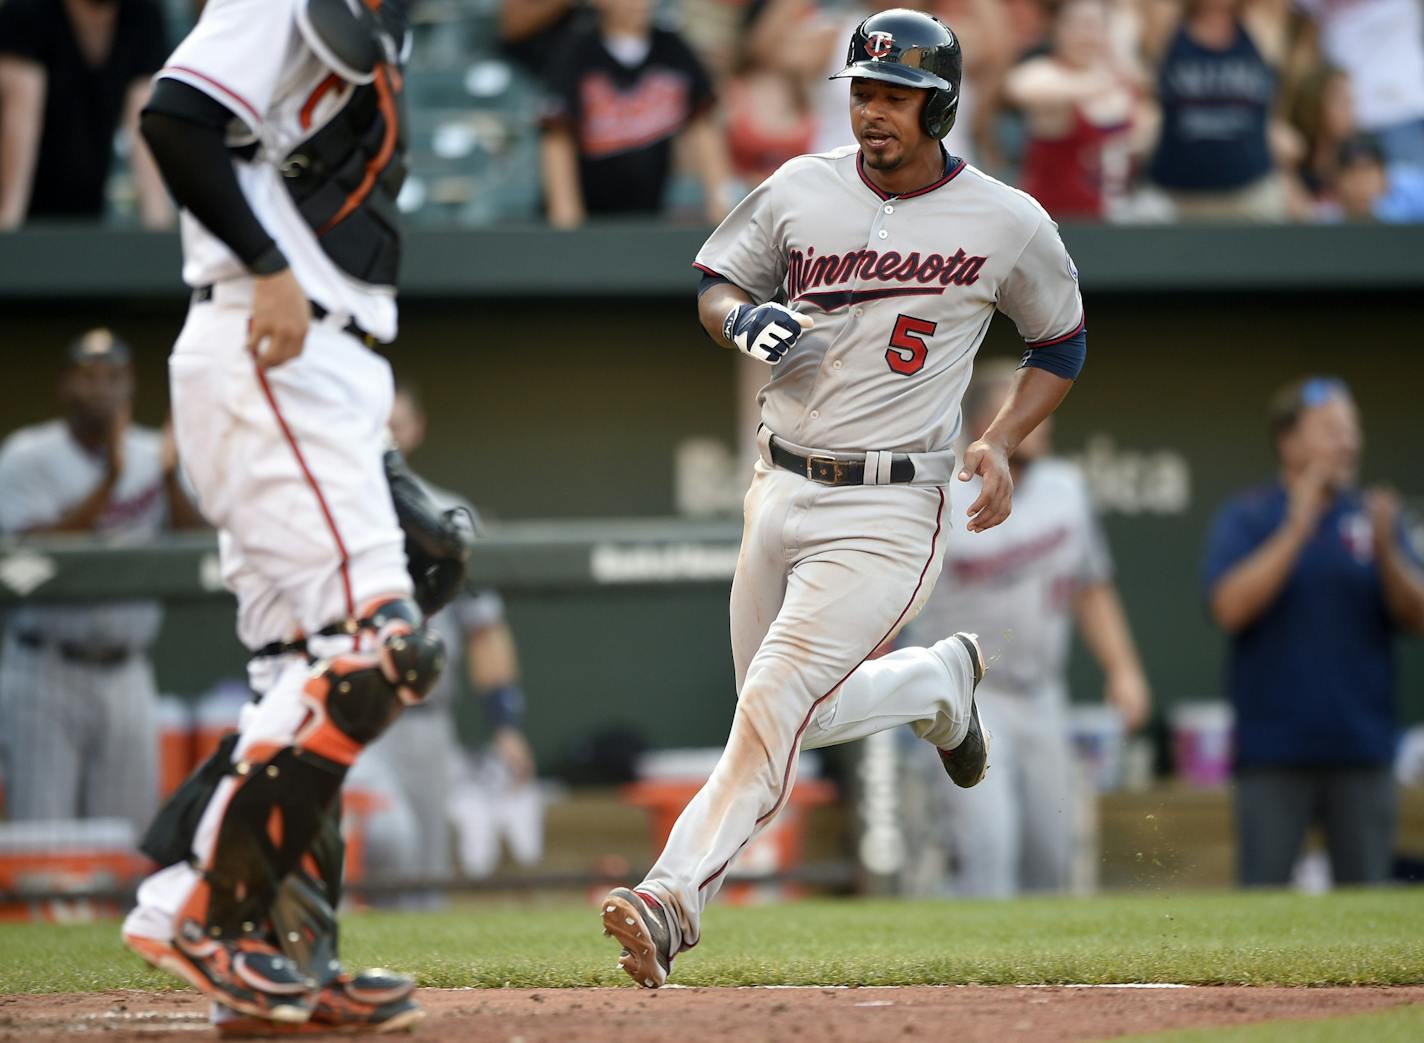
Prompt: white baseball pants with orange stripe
<box><xmin>637</xmin><ymin>459</ymin><xmax>977</xmax><ymax>954</ymax></box>
<box><xmin>123</xmin><ymin>288</ymin><xmax>411</xmax><ymax>942</ymax></box>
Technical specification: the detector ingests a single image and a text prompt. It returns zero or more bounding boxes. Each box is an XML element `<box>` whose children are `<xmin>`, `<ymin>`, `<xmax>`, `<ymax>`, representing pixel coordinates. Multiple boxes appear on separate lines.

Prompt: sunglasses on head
<box><xmin>1300</xmin><ymin>377</ymin><xmax>1349</xmax><ymax>409</ymax></box>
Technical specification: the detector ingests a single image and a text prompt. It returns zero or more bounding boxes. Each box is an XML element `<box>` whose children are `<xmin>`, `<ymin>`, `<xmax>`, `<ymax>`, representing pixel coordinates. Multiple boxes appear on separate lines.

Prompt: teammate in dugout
<box><xmin>115</xmin><ymin>0</ymin><xmax>472</xmax><ymax>1033</ymax></box>
<box><xmin>906</xmin><ymin>359</ymin><xmax>1151</xmax><ymax>898</ymax></box>
<box><xmin>600</xmin><ymin>9</ymin><xmax>1090</xmax><ymax>988</ymax></box>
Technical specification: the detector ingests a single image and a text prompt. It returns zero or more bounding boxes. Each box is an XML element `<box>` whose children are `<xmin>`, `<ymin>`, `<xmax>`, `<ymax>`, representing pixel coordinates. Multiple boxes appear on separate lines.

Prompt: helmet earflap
<box><xmin>922</xmin><ymin>87</ymin><xmax>958</xmax><ymax>140</ymax></box>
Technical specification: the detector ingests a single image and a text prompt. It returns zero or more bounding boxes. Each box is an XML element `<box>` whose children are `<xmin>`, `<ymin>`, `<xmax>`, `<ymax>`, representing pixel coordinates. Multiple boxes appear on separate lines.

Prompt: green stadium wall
<box><xmin>2</xmin><ymin>224</ymin><xmax>1421</xmax><ymax>766</ymax></box>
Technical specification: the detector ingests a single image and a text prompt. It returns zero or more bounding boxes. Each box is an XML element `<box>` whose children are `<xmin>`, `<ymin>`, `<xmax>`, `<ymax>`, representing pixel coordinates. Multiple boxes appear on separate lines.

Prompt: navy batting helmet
<box><xmin>830</xmin><ymin>8</ymin><xmax>963</xmax><ymax>140</ymax></box>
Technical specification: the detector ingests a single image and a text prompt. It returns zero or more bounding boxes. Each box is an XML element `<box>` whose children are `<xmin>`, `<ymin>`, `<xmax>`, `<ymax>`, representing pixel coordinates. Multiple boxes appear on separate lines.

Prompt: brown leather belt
<box><xmin>15</xmin><ymin>631</ymin><xmax>135</xmax><ymax>667</ymax></box>
<box><xmin>769</xmin><ymin>438</ymin><xmax>916</xmax><ymax>486</ymax></box>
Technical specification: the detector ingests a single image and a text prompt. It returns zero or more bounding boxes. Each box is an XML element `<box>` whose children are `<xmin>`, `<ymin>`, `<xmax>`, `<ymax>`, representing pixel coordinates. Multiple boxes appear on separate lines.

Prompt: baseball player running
<box><xmin>116</xmin><ymin>0</ymin><xmax>451</xmax><ymax>1033</ymax></box>
<box><xmin>601</xmin><ymin>9</ymin><xmax>1089</xmax><ymax>988</ymax></box>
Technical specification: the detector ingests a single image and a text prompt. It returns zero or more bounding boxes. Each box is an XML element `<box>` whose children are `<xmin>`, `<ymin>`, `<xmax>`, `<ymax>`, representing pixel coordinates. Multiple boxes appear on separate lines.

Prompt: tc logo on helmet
<box><xmin>866</xmin><ymin>31</ymin><xmax>895</xmax><ymax>59</ymax></box>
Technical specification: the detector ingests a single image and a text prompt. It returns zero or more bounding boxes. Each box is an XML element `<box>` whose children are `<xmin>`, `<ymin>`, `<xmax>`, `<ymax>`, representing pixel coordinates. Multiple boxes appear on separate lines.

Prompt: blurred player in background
<box><xmin>348</xmin><ymin>385</ymin><xmax>538</xmax><ymax>897</ymax></box>
<box><xmin>0</xmin><ymin>329</ymin><xmax>202</xmax><ymax>835</ymax></box>
<box><xmin>905</xmin><ymin>358</ymin><xmax>1150</xmax><ymax>897</ymax></box>
<box><xmin>1204</xmin><ymin>377</ymin><xmax>1424</xmax><ymax>887</ymax></box>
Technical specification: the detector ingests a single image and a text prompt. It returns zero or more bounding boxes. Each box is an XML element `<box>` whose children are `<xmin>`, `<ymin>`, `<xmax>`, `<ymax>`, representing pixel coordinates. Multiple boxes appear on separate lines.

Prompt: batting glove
<box><xmin>724</xmin><ymin>302</ymin><xmax>814</xmax><ymax>365</ymax></box>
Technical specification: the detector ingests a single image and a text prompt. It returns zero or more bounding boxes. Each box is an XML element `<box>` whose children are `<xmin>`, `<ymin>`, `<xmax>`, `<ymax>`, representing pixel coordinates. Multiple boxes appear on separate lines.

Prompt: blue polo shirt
<box><xmin>1201</xmin><ymin>484</ymin><xmax>1419</xmax><ymax>769</ymax></box>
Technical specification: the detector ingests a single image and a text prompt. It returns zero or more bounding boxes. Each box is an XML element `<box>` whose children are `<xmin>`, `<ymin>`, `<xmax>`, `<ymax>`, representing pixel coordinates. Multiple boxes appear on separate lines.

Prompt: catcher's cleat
<box><xmin>214</xmin><ymin>969</ymin><xmax>423</xmax><ymax>1037</ymax></box>
<box><xmin>163</xmin><ymin>921</ymin><xmax>312</xmax><ymax>1025</ymax></box>
<box><xmin>123</xmin><ymin>932</ymin><xmax>186</xmax><ymax>978</ymax></box>
<box><xmin>601</xmin><ymin>887</ymin><xmax>673</xmax><ymax>989</ymax></box>
<box><xmin>309</xmin><ymin>969</ymin><xmax>423</xmax><ymax>1033</ymax></box>
<box><xmin>938</xmin><ymin>632</ymin><xmax>991</xmax><ymax>789</ymax></box>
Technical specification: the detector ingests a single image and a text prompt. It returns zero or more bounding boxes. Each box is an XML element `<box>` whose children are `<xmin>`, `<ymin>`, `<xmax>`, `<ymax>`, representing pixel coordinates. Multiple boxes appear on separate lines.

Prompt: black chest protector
<box><xmin>281</xmin><ymin>0</ymin><xmax>409</xmax><ymax>288</ymax></box>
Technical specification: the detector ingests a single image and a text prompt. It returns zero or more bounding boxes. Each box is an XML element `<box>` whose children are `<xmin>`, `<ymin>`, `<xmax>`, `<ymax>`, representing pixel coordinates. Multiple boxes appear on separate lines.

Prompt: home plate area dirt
<box><xmin>2</xmin><ymin>985</ymin><xmax>1422</xmax><ymax>1041</ymax></box>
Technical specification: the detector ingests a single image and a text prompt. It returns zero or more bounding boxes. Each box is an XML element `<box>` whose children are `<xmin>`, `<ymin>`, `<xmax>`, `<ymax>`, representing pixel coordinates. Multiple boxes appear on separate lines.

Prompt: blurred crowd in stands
<box><xmin>2</xmin><ymin>0</ymin><xmax>1424</xmax><ymax>229</ymax></box>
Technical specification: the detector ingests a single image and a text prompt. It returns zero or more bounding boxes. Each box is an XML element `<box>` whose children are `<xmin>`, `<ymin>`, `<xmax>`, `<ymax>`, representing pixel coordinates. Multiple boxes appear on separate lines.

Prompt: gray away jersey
<box><xmin>696</xmin><ymin>147</ymin><xmax>1083</xmax><ymax>454</ymax></box>
<box><xmin>0</xmin><ymin>420</ymin><xmax>167</xmax><ymax>647</ymax></box>
<box><xmin>910</xmin><ymin>458</ymin><xmax>1112</xmax><ymax>698</ymax></box>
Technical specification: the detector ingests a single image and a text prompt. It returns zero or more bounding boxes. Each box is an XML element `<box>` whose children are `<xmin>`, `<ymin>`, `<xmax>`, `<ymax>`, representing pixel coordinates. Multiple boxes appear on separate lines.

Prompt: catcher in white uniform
<box><xmin>601</xmin><ymin>9</ymin><xmax>1090</xmax><ymax>988</ymax></box>
<box><xmin>908</xmin><ymin>359</ymin><xmax>1151</xmax><ymax>897</ymax></box>
<box><xmin>115</xmin><ymin>0</ymin><xmax>472</xmax><ymax>1033</ymax></box>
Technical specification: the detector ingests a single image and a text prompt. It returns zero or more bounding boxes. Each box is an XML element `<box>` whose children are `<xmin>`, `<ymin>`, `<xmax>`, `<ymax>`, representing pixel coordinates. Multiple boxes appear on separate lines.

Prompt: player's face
<box><xmin>61</xmin><ymin>361</ymin><xmax>132</xmax><ymax>434</ymax></box>
<box><xmin>1322</xmin><ymin>74</ymin><xmax>1355</xmax><ymax>141</ymax></box>
<box><xmin>1283</xmin><ymin>396</ymin><xmax>1362</xmax><ymax>490</ymax></box>
<box><xmin>1054</xmin><ymin>0</ymin><xmax>1108</xmax><ymax>68</ymax></box>
<box><xmin>850</xmin><ymin>78</ymin><xmax>931</xmax><ymax>171</ymax></box>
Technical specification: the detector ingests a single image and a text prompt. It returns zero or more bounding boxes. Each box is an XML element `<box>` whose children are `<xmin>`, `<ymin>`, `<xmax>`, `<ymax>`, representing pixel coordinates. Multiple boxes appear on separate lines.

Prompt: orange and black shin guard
<box><xmin>192</xmin><ymin>744</ymin><xmax>346</xmax><ymax>940</ymax></box>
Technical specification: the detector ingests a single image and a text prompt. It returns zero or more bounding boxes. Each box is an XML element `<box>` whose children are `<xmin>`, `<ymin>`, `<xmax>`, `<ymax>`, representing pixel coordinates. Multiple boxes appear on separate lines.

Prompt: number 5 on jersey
<box><xmin>886</xmin><ymin>315</ymin><xmax>936</xmax><ymax>376</ymax></box>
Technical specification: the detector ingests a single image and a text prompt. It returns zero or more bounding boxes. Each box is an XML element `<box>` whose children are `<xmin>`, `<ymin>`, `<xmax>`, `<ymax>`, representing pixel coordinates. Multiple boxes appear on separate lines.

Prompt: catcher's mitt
<box><xmin>383</xmin><ymin>447</ymin><xmax>476</xmax><ymax>616</ymax></box>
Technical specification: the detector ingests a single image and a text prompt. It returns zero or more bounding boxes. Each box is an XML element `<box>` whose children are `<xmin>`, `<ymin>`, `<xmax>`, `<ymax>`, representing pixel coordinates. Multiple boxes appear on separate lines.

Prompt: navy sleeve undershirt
<box><xmin>1020</xmin><ymin>327</ymin><xmax>1086</xmax><ymax>380</ymax></box>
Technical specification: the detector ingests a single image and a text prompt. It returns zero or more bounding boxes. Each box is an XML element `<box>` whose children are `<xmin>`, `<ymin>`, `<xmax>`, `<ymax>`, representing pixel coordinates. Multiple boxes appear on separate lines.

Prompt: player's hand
<box><xmin>724</xmin><ymin>302</ymin><xmax>814</xmax><ymax>364</ymax></box>
<box><xmin>1285</xmin><ymin>460</ymin><xmax>1330</xmax><ymax>537</ymax></box>
<box><xmin>105</xmin><ymin>403</ymin><xmax>130</xmax><ymax>478</ymax></box>
<box><xmin>959</xmin><ymin>438</ymin><xmax>1013</xmax><ymax>532</ymax></box>
<box><xmin>1106</xmin><ymin>668</ymin><xmax>1151</xmax><ymax>733</ymax></box>
<box><xmin>159</xmin><ymin>416</ymin><xmax>179</xmax><ymax>477</ymax></box>
<box><xmin>1365</xmin><ymin>486</ymin><xmax>1401</xmax><ymax>550</ymax></box>
<box><xmin>493</xmin><ymin>726</ymin><xmax>536</xmax><ymax>785</ymax></box>
<box><xmin>248</xmin><ymin>269</ymin><xmax>310</xmax><ymax>370</ymax></box>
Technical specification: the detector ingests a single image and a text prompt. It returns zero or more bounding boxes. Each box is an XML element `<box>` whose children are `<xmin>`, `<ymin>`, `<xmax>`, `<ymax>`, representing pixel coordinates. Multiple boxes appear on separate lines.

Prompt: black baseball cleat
<box><xmin>938</xmin><ymin>631</ymin><xmax>991</xmax><ymax>789</ymax></box>
<box><xmin>214</xmin><ymin>968</ymin><xmax>423</xmax><ymax>1037</ymax></box>
<box><xmin>162</xmin><ymin>922</ymin><xmax>313</xmax><ymax>1025</ymax></box>
<box><xmin>601</xmin><ymin>887</ymin><xmax>673</xmax><ymax>989</ymax></box>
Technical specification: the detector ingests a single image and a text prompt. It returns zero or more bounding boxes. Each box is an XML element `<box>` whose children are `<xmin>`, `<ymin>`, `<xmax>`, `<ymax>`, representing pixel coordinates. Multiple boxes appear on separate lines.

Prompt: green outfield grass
<box><xmin>1</xmin><ymin>890</ymin><xmax>1421</xmax><ymax>993</ymax></box>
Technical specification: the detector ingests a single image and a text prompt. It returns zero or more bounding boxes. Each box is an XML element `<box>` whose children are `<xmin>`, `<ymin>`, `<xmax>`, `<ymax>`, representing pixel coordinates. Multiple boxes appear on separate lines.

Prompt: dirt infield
<box><xmin>1</xmin><ymin>985</ymin><xmax>1421</xmax><ymax>1041</ymax></box>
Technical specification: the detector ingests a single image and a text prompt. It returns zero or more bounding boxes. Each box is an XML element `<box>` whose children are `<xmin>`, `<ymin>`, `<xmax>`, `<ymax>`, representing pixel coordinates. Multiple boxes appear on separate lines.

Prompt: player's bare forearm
<box><xmin>124</xmin><ymin>80</ymin><xmax>175</xmax><ymax>231</ymax></box>
<box><xmin>1377</xmin><ymin>538</ymin><xmax>1424</xmax><ymax>634</ymax></box>
<box><xmin>29</xmin><ymin>473</ymin><xmax>120</xmax><ymax>534</ymax></box>
<box><xmin>684</xmin><ymin>115</ymin><xmax>734</xmax><ymax>223</ymax></box>
<box><xmin>698</xmin><ymin>282</ymin><xmax>754</xmax><ymax>348</ymax></box>
<box><xmin>1073</xmin><ymin>581</ymin><xmax>1151</xmax><ymax>730</ymax></box>
<box><xmin>1210</xmin><ymin>525</ymin><xmax>1309</xmax><ymax>632</ymax></box>
<box><xmin>981</xmin><ymin>366</ymin><xmax>1073</xmax><ymax>454</ymax></box>
<box><xmin>540</xmin><ymin>128</ymin><xmax>585</xmax><ymax>229</ymax></box>
<box><xmin>1211</xmin><ymin>466</ymin><xmax>1327</xmax><ymax>632</ymax></box>
<box><xmin>959</xmin><ymin>367</ymin><xmax>1072</xmax><ymax>532</ymax></box>
<box><xmin>499</xmin><ymin>0</ymin><xmax>572</xmax><ymax>41</ymax></box>
<box><xmin>0</xmin><ymin>58</ymin><xmax>45</xmax><ymax>229</ymax></box>
<box><xmin>164</xmin><ymin>473</ymin><xmax>208</xmax><ymax>530</ymax></box>
<box><xmin>1369</xmin><ymin>489</ymin><xmax>1424</xmax><ymax>634</ymax></box>
<box><xmin>466</xmin><ymin>622</ymin><xmax>520</xmax><ymax>692</ymax></box>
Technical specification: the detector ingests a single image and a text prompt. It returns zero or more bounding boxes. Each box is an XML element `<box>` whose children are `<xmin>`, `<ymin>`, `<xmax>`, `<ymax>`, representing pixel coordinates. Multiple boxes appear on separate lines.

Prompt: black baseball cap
<box><xmin>65</xmin><ymin>328</ymin><xmax>132</xmax><ymax>367</ymax></box>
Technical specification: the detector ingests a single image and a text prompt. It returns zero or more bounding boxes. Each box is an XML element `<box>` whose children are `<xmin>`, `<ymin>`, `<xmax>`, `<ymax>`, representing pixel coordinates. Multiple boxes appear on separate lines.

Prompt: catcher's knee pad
<box><xmin>200</xmin><ymin>745</ymin><xmax>346</xmax><ymax>938</ymax></box>
<box><xmin>364</xmin><ymin>597</ymin><xmax>446</xmax><ymax>707</ymax></box>
<box><xmin>295</xmin><ymin>598</ymin><xmax>446</xmax><ymax>767</ymax></box>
